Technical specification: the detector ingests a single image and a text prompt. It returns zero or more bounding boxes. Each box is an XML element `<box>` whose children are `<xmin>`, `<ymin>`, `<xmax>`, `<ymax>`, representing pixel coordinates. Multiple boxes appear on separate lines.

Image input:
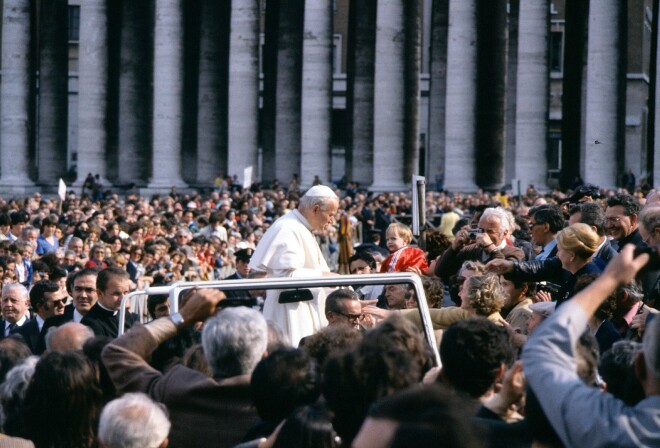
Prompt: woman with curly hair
<box><xmin>459</xmin><ymin>273</ymin><xmax>506</xmax><ymax>320</ymax></box>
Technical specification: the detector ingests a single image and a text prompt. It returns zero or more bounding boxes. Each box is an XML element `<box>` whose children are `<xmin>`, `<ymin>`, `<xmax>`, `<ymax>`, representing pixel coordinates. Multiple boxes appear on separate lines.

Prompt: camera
<box><xmin>468</xmin><ymin>228</ymin><xmax>483</xmax><ymax>239</ymax></box>
<box><xmin>633</xmin><ymin>245</ymin><xmax>660</xmax><ymax>271</ymax></box>
<box><xmin>536</xmin><ymin>281</ymin><xmax>561</xmax><ymax>296</ymax></box>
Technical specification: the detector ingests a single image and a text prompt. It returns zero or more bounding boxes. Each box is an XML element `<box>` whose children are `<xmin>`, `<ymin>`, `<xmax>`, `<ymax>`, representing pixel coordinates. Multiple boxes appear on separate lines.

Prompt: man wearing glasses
<box><xmin>324</xmin><ymin>289</ymin><xmax>364</xmax><ymax>331</ymax></box>
<box><xmin>16</xmin><ymin>280</ymin><xmax>66</xmax><ymax>354</ymax></box>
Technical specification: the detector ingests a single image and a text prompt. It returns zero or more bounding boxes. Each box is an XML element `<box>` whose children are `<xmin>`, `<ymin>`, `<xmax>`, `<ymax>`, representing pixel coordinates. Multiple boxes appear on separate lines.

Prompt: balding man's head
<box><xmin>45</xmin><ymin>323</ymin><xmax>95</xmax><ymax>353</ymax></box>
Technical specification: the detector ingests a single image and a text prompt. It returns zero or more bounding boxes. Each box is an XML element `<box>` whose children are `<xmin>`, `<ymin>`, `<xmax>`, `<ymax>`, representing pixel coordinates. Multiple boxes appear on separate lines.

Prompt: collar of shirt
<box><xmin>97</xmin><ymin>302</ymin><xmax>118</xmax><ymax>316</ymax></box>
<box><xmin>293</xmin><ymin>209</ymin><xmax>314</xmax><ymax>233</ymax></box>
<box><xmin>36</xmin><ymin>315</ymin><xmax>45</xmax><ymax>332</ymax></box>
<box><xmin>73</xmin><ymin>308</ymin><xmax>85</xmax><ymax>323</ymax></box>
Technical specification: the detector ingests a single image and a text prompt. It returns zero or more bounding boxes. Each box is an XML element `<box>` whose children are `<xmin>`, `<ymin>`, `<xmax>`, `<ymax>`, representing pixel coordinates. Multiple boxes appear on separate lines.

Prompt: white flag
<box><xmin>58</xmin><ymin>178</ymin><xmax>67</xmax><ymax>201</ymax></box>
<box><xmin>243</xmin><ymin>166</ymin><xmax>253</xmax><ymax>190</ymax></box>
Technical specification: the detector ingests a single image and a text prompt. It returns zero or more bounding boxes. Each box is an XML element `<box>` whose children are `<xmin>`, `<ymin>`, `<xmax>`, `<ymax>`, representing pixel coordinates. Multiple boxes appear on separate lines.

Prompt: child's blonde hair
<box><xmin>387</xmin><ymin>222</ymin><xmax>413</xmax><ymax>245</ymax></box>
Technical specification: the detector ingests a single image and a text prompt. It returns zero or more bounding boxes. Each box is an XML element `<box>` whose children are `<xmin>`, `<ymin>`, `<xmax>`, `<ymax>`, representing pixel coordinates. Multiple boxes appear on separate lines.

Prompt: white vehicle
<box><xmin>118</xmin><ymin>273</ymin><xmax>440</xmax><ymax>366</ymax></box>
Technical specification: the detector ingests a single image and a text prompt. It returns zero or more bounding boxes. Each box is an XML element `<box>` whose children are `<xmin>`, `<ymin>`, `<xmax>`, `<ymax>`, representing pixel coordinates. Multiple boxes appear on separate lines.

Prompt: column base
<box><xmin>0</xmin><ymin>179</ymin><xmax>37</xmax><ymax>197</ymax></box>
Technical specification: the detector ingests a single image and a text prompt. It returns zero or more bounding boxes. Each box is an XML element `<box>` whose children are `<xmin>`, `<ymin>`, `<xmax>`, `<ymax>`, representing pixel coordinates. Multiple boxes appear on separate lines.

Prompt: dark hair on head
<box><xmin>452</xmin><ymin>218</ymin><xmax>470</xmax><ymax>236</ymax></box>
<box><xmin>300</xmin><ymin>324</ymin><xmax>362</xmax><ymax>367</ymax></box>
<box><xmin>251</xmin><ymin>348</ymin><xmax>320</xmax><ymax>424</ymax></box>
<box><xmin>570</xmin><ymin>202</ymin><xmax>607</xmax><ymax>236</ymax></box>
<box><xmin>531</xmin><ymin>205</ymin><xmax>565</xmax><ymax>233</ymax></box>
<box><xmin>323</xmin><ymin>315</ymin><xmax>427</xmax><ymax>444</ymax></box>
<box><xmin>67</xmin><ymin>267</ymin><xmax>99</xmax><ymax>295</ymax></box>
<box><xmin>272</xmin><ymin>404</ymin><xmax>338</xmax><ymax>448</ymax></box>
<box><xmin>606</xmin><ymin>193</ymin><xmax>641</xmax><ymax>216</ymax></box>
<box><xmin>97</xmin><ymin>267</ymin><xmax>130</xmax><ymax>292</ymax></box>
<box><xmin>19</xmin><ymin>351</ymin><xmax>103</xmax><ymax>448</ymax></box>
<box><xmin>424</xmin><ymin>230</ymin><xmax>452</xmax><ymax>260</ymax></box>
<box><xmin>575</xmin><ymin>331</ymin><xmax>600</xmax><ymax>386</ymax></box>
<box><xmin>599</xmin><ymin>340</ymin><xmax>645</xmax><ymax>406</ymax></box>
<box><xmin>10</xmin><ymin>210</ymin><xmax>29</xmax><ymax>226</ymax></box>
<box><xmin>439</xmin><ymin>318</ymin><xmax>515</xmax><ymax>398</ymax></box>
<box><xmin>368</xmin><ymin>384</ymin><xmax>483</xmax><ymax>448</ymax></box>
<box><xmin>50</xmin><ymin>266</ymin><xmax>68</xmax><ymax>282</ymax></box>
<box><xmin>29</xmin><ymin>280</ymin><xmax>60</xmax><ymax>312</ymax></box>
<box><xmin>0</xmin><ymin>213</ymin><xmax>10</xmax><ymax>227</ymax></box>
<box><xmin>0</xmin><ymin>339</ymin><xmax>32</xmax><ymax>384</ymax></box>
<box><xmin>147</xmin><ymin>294</ymin><xmax>168</xmax><ymax>319</ymax></box>
<box><xmin>348</xmin><ymin>252</ymin><xmax>376</xmax><ymax>271</ymax></box>
<box><xmin>325</xmin><ymin>289</ymin><xmax>360</xmax><ymax>315</ymax></box>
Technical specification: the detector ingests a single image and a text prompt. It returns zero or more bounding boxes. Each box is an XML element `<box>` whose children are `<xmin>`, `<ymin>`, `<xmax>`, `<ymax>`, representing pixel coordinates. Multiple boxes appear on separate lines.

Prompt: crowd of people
<box><xmin>0</xmin><ymin>178</ymin><xmax>658</xmax><ymax>447</ymax></box>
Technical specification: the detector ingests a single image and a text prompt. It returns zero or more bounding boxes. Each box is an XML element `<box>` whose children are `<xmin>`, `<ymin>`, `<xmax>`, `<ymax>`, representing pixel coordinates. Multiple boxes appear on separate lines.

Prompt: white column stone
<box><xmin>514</xmin><ymin>0</ymin><xmax>549</xmax><ymax>189</ymax></box>
<box><xmin>300</xmin><ymin>0</ymin><xmax>333</xmax><ymax>187</ymax></box>
<box><xmin>444</xmin><ymin>0</ymin><xmax>478</xmax><ymax>191</ymax></box>
<box><xmin>227</xmin><ymin>0</ymin><xmax>260</xmax><ymax>186</ymax></box>
<box><xmin>150</xmin><ymin>0</ymin><xmax>186</xmax><ymax>188</ymax></box>
<box><xmin>371</xmin><ymin>0</ymin><xmax>407</xmax><ymax>191</ymax></box>
<box><xmin>0</xmin><ymin>0</ymin><xmax>34</xmax><ymax>190</ymax></box>
<box><xmin>75</xmin><ymin>0</ymin><xmax>108</xmax><ymax>185</ymax></box>
<box><xmin>583</xmin><ymin>1</ymin><xmax>623</xmax><ymax>189</ymax></box>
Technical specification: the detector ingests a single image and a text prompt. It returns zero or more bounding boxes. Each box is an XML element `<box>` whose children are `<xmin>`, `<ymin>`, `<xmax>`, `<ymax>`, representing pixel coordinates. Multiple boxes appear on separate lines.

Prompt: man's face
<box><xmin>305</xmin><ymin>199</ymin><xmax>339</xmax><ymax>232</ymax></box>
<box><xmin>478</xmin><ymin>216</ymin><xmax>505</xmax><ymax>247</ymax></box>
<box><xmin>528</xmin><ymin>216</ymin><xmax>550</xmax><ymax>246</ymax></box>
<box><xmin>39</xmin><ymin>289</ymin><xmax>67</xmax><ymax>319</ymax></box>
<box><xmin>384</xmin><ymin>284</ymin><xmax>408</xmax><ymax>310</ymax></box>
<box><xmin>11</xmin><ymin>223</ymin><xmax>25</xmax><ymax>237</ymax></box>
<box><xmin>526</xmin><ymin>313</ymin><xmax>544</xmax><ymax>334</ymax></box>
<box><xmin>72</xmin><ymin>275</ymin><xmax>98</xmax><ymax>315</ymax></box>
<box><xmin>328</xmin><ymin>299</ymin><xmax>363</xmax><ymax>330</ymax></box>
<box><xmin>350</xmin><ymin>259</ymin><xmax>372</xmax><ymax>275</ymax></box>
<box><xmin>499</xmin><ymin>276</ymin><xmax>524</xmax><ymax>307</ymax></box>
<box><xmin>97</xmin><ymin>277</ymin><xmax>131</xmax><ymax>311</ymax></box>
<box><xmin>154</xmin><ymin>300</ymin><xmax>171</xmax><ymax>319</ymax></box>
<box><xmin>1</xmin><ymin>290</ymin><xmax>28</xmax><ymax>324</ymax></box>
<box><xmin>605</xmin><ymin>205</ymin><xmax>636</xmax><ymax>241</ymax></box>
<box><xmin>236</xmin><ymin>259</ymin><xmax>250</xmax><ymax>277</ymax></box>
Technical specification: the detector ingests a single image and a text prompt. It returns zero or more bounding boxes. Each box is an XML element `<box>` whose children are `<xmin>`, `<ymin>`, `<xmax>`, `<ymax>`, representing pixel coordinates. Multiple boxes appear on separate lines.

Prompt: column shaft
<box><xmin>444</xmin><ymin>0</ymin><xmax>478</xmax><ymax>191</ymax></box>
<box><xmin>514</xmin><ymin>0</ymin><xmax>549</xmax><ymax>188</ymax></box>
<box><xmin>584</xmin><ymin>1</ymin><xmax>625</xmax><ymax>189</ymax></box>
<box><xmin>371</xmin><ymin>0</ymin><xmax>406</xmax><ymax>191</ymax></box>
<box><xmin>150</xmin><ymin>0</ymin><xmax>186</xmax><ymax>187</ymax></box>
<box><xmin>0</xmin><ymin>0</ymin><xmax>33</xmax><ymax>188</ymax></box>
<box><xmin>76</xmin><ymin>0</ymin><xmax>108</xmax><ymax>184</ymax></box>
<box><xmin>300</xmin><ymin>0</ymin><xmax>333</xmax><ymax>186</ymax></box>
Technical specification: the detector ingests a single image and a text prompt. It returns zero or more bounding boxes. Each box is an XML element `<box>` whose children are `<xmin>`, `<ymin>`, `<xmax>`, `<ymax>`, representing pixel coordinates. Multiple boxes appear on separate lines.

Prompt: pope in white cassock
<box><xmin>249</xmin><ymin>185</ymin><xmax>340</xmax><ymax>346</ymax></box>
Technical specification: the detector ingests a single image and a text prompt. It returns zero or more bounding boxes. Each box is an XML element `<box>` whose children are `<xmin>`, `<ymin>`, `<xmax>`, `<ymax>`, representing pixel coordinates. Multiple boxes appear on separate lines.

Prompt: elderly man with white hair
<box><xmin>249</xmin><ymin>185</ymin><xmax>340</xmax><ymax>346</ymax></box>
<box><xmin>434</xmin><ymin>207</ymin><xmax>524</xmax><ymax>282</ymax></box>
<box><xmin>98</xmin><ymin>393</ymin><xmax>170</xmax><ymax>448</ymax></box>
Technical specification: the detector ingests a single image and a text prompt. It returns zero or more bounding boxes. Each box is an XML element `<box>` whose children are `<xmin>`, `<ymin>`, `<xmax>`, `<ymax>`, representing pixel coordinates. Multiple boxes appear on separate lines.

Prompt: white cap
<box><xmin>303</xmin><ymin>185</ymin><xmax>338</xmax><ymax>199</ymax></box>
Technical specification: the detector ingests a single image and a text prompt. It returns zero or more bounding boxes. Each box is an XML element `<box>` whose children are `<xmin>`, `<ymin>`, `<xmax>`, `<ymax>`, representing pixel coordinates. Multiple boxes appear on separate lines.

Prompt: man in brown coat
<box><xmin>102</xmin><ymin>289</ymin><xmax>268</xmax><ymax>448</ymax></box>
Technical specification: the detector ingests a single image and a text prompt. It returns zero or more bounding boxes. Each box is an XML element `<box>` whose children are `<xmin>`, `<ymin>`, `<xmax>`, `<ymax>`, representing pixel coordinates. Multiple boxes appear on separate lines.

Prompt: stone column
<box><xmin>0</xmin><ymin>0</ymin><xmax>34</xmax><ymax>190</ymax></box>
<box><xmin>300</xmin><ymin>0</ymin><xmax>333</xmax><ymax>187</ymax></box>
<box><xmin>371</xmin><ymin>0</ymin><xmax>407</xmax><ymax>191</ymax></box>
<box><xmin>427</xmin><ymin>0</ymin><xmax>449</xmax><ymax>187</ymax></box>
<box><xmin>37</xmin><ymin>0</ymin><xmax>68</xmax><ymax>186</ymax></box>
<box><xmin>345</xmin><ymin>0</ymin><xmax>376</xmax><ymax>185</ymax></box>
<box><xmin>274</xmin><ymin>0</ymin><xmax>303</xmax><ymax>184</ymax></box>
<box><xmin>514</xmin><ymin>0</ymin><xmax>549</xmax><ymax>188</ymax></box>
<box><xmin>444</xmin><ymin>0</ymin><xmax>478</xmax><ymax>191</ymax></box>
<box><xmin>75</xmin><ymin>0</ymin><xmax>109</xmax><ymax>185</ymax></box>
<box><xmin>150</xmin><ymin>0</ymin><xmax>186</xmax><ymax>188</ymax></box>
<box><xmin>584</xmin><ymin>1</ymin><xmax>625</xmax><ymax>189</ymax></box>
<box><xmin>197</xmin><ymin>0</ymin><xmax>229</xmax><ymax>185</ymax></box>
<box><xmin>227</xmin><ymin>0</ymin><xmax>260</xmax><ymax>186</ymax></box>
<box><xmin>117</xmin><ymin>0</ymin><xmax>151</xmax><ymax>185</ymax></box>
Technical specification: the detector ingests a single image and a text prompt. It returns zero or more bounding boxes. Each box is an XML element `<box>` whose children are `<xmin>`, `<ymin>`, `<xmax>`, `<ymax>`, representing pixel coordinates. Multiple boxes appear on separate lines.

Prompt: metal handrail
<box><xmin>118</xmin><ymin>273</ymin><xmax>441</xmax><ymax>366</ymax></box>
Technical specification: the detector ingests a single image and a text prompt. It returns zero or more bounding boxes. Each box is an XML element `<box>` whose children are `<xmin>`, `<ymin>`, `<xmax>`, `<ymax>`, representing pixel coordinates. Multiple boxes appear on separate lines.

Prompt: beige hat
<box><xmin>529</xmin><ymin>301</ymin><xmax>556</xmax><ymax>319</ymax></box>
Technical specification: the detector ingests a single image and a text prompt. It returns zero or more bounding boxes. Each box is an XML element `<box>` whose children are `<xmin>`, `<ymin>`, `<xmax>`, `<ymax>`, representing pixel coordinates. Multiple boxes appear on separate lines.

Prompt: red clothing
<box><xmin>380</xmin><ymin>246</ymin><xmax>428</xmax><ymax>273</ymax></box>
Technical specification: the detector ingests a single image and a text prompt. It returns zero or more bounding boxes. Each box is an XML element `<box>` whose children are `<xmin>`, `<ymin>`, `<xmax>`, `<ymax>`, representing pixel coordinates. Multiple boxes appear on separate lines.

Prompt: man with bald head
<box><xmin>45</xmin><ymin>322</ymin><xmax>94</xmax><ymax>352</ymax></box>
<box><xmin>249</xmin><ymin>185</ymin><xmax>339</xmax><ymax>346</ymax></box>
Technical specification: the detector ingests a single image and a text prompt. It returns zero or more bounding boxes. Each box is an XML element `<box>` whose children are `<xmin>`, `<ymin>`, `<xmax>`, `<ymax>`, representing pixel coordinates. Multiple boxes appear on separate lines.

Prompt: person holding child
<box><xmin>379</xmin><ymin>223</ymin><xmax>428</xmax><ymax>273</ymax></box>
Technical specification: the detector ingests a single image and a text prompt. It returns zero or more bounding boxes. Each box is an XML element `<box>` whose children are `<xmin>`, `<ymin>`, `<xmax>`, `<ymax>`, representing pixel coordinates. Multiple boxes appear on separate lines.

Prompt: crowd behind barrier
<box><xmin>0</xmin><ymin>176</ymin><xmax>658</xmax><ymax>447</ymax></box>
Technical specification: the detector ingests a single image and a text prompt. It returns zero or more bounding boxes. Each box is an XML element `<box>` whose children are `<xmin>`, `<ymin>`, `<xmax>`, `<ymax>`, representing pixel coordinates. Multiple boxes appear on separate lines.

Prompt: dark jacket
<box><xmin>81</xmin><ymin>303</ymin><xmax>139</xmax><ymax>338</ymax></box>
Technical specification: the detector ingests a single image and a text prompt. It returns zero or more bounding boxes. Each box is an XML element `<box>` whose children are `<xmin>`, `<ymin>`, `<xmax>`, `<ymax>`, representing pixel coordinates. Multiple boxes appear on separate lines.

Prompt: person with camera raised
<box><xmin>434</xmin><ymin>207</ymin><xmax>524</xmax><ymax>283</ymax></box>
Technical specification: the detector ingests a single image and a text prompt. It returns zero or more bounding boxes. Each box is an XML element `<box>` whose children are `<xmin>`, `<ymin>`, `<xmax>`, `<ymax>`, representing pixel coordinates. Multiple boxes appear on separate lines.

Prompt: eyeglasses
<box><xmin>50</xmin><ymin>298</ymin><xmax>66</xmax><ymax>307</ymax></box>
<box><xmin>605</xmin><ymin>217</ymin><xmax>623</xmax><ymax>224</ymax></box>
<box><xmin>333</xmin><ymin>310</ymin><xmax>363</xmax><ymax>321</ymax></box>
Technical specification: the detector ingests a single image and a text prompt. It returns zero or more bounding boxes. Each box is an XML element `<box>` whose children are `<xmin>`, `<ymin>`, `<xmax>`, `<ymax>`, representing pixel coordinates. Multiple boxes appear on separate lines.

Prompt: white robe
<box><xmin>249</xmin><ymin>209</ymin><xmax>330</xmax><ymax>346</ymax></box>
